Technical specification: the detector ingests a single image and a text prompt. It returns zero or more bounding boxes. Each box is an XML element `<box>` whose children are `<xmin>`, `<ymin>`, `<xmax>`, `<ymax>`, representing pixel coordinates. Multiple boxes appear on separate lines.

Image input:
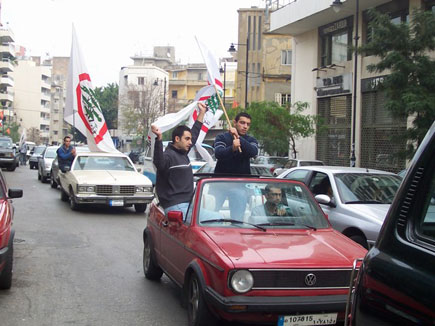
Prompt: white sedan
<box><xmin>59</xmin><ymin>152</ymin><xmax>154</xmax><ymax>212</ymax></box>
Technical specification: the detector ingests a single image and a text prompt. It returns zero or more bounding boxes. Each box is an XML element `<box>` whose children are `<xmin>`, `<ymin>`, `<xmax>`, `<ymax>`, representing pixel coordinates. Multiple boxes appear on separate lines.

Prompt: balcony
<box><xmin>0</xmin><ymin>74</ymin><xmax>14</xmax><ymax>87</ymax></box>
<box><xmin>0</xmin><ymin>58</ymin><xmax>13</xmax><ymax>72</ymax></box>
<box><xmin>0</xmin><ymin>43</ymin><xmax>15</xmax><ymax>56</ymax></box>
<box><xmin>0</xmin><ymin>89</ymin><xmax>13</xmax><ymax>103</ymax></box>
<box><xmin>41</xmin><ymin>80</ymin><xmax>51</xmax><ymax>90</ymax></box>
<box><xmin>0</xmin><ymin>27</ymin><xmax>15</xmax><ymax>43</ymax></box>
<box><xmin>41</xmin><ymin>92</ymin><xmax>51</xmax><ymax>102</ymax></box>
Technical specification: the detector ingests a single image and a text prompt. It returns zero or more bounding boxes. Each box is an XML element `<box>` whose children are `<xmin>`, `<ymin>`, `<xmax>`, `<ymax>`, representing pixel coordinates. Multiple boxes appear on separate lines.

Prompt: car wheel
<box><xmin>143</xmin><ymin>236</ymin><xmax>163</xmax><ymax>280</ymax></box>
<box><xmin>7</xmin><ymin>164</ymin><xmax>16</xmax><ymax>172</ymax></box>
<box><xmin>69</xmin><ymin>190</ymin><xmax>79</xmax><ymax>211</ymax></box>
<box><xmin>29</xmin><ymin>164</ymin><xmax>33</xmax><ymax>170</ymax></box>
<box><xmin>51</xmin><ymin>176</ymin><xmax>58</xmax><ymax>189</ymax></box>
<box><xmin>38</xmin><ymin>171</ymin><xmax>41</xmax><ymax>180</ymax></box>
<box><xmin>41</xmin><ymin>175</ymin><xmax>48</xmax><ymax>183</ymax></box>
<box><xmin>0</xmin><ymin>243</ymin><xmax>13</xmax><ymax>290</ymax></box>
<box><xmin>349</xmin><ymin>235</ymin><xmax>368</xmax><ymax>249</ymax></box>
<box><xmin>187</xmin><ymin>274</ymin><xmax>217</xmax><ymax>326</ymax></box>
<box><xmin>134</xmin><ymin>203</ymin><xmax>147</xmax><ymax>213</ymax></box>
<box><xmin>60</xmin><ymin>188</ymin><xmax>69</xmax><ymax>202</ymax></box>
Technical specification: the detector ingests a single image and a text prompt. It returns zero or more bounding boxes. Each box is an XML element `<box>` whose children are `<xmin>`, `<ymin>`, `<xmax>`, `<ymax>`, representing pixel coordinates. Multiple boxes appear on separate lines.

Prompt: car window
<box><xmin>45</xmin><ymin>148</ymin><xmax>57</xmax><ymax>158</ymax></box>
<box><xmin>197</xmin><ymin>181</ymin><xmax>329</xmax><ymax>229</ymax></box>
<box><xmin>0</xmin><ymin>139</ymin><xmax>12</xmax><ymax>148</ymax></box>
<box><xmin>309</xmin><ymin>172</ymin><xmax>332</xmax><ymax>197</ymax></box>
<box><xmin>284</xmin><ymin>169</ymin><xmax>309</xmax><ymax>182</ymax></box>
<box><xmin>34</xmin><ymin>146</ymin><xmax>46</xmax><ymax>155</ymax></box>
<box><xmin>184</xmin><ymin>193</ymin><xmax>196</xmax><ymax>225</ymax></box>
<box><xmin>415</xmin><ymin>166</ymin><xmax>435</xmax><ymax>243</ymax></box>
<box><xmin>74</xmin><ymin>156</ymin><xmax>135</xmax><ymax>171</ymax></box>
<box><xmin>300</xmin><ymin>161</ymin><xmax>324</xmax><ymax>166</ymax></box>
<box><xmin>334</xmin><ymin>173</ymin><xmax>402</xmax><ymax>204</ymax></box>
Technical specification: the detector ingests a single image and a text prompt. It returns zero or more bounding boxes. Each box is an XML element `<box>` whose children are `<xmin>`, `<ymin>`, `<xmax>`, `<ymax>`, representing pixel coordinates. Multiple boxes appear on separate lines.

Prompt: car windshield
<box><xmin>334</xmin><ymin>173</ymin><xmax>402</xmax><ymax>204</ymax></box>
<box><xmin>268</xmin><ymin>157</ymin><xmax>288</xmax><ymax>165</ymax></box>
<box><xmin>73</xmin><ymin>156</ymin><xmax>135</xmax><ymax>171</ymax></box>
<box><xmin>0</xmin><ymin>139</ymin><xmax>12</xmax><ymax>148</ymax></box>
<box><xmin>45</xmin><ymin>148</ymin><xmax>57</xmax><ymax>158</ymax></box>
<box><xmin>34</xmin><ymin>146</ymin><xmax>46</xmax><ymax>154</ymax></box>
<box><xmin>197</xmin><ymin>180</ymin><xmax>329</xmax><ymax>229</ymax></box>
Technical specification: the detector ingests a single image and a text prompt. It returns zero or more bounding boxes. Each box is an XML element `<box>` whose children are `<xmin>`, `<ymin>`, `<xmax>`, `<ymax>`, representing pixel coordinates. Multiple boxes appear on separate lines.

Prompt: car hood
<box><xmin>202</xmin><ymin>228</ymin><xmax>366</xmax><ymax>268</ymax></box>
<box><xmin>343</xmin><ymin>204</ymin><xmax>389</xmax><ymax>224</ymax></box>
<box><xmin>71</xmin><ymin>170</ymin><xmax>152</xmax><ymax>185</ymax></box>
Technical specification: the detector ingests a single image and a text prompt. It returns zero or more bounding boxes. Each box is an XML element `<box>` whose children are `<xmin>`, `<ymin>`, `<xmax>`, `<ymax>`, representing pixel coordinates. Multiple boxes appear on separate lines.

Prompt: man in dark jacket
<box><xmin>57</xmin><ymin>136</ymin><xmax>76</xmax><ymax>172</ymax></box>
<box><xmin>151</xmin><ymin>103</ymin><xmax>206</xmax><ymax>218</ymax></box>
<box><xmin>214</xmin><ymin>112</ymin><xmax>258</xmax><ymax>174</ymax></box>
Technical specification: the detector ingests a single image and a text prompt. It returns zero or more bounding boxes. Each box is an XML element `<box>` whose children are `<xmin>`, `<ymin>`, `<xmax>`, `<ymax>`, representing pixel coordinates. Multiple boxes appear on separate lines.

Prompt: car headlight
<box><xmin>230</xmin><ymin>270</ymin><xmax>254</xmax><ymax>293</ymax></box>
<box><xmin>136</xmin><ymin>186</ymin><xmax>152</xmax><ymax>193</ymax></box>
<box><xmin>77</xmin><ymin>185</ymin><xmax>95</xmax><ymax>193</ymax></box>
<box><xmin>45</xmin><ymin>162</ymin><xmax>52</xmax><ymax>169</ymax></box>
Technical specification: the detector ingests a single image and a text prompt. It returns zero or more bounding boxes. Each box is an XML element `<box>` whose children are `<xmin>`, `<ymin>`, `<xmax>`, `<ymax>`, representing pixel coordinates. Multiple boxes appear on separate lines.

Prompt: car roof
<box><xmin>285</xmin><ymin>165</ymin><xmax>397</xmax><ymax>175</ymax></box>
<box><xmin>45</xmin><ymin>146</ymin><xmax>59</xmax><ymax>150</ymax></box>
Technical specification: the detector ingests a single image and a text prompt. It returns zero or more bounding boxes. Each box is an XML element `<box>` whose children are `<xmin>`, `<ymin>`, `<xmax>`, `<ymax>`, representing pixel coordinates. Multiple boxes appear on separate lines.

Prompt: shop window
<box><xmin>281</xmin><ymin>50</ymin><xmax>292</xmax><ymax>65</ymax></box>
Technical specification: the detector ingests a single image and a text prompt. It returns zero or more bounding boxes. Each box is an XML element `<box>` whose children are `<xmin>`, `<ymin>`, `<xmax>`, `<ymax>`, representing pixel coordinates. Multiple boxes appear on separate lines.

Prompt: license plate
<box><xmin>277</xmin><ymin>313</ymin><xmax>337</xmax><ymax>326</ymax></box>
<box><xmin>109</xmin><ymin>199</ymin><xmax>124</xmax><ymax>206</ymax></box>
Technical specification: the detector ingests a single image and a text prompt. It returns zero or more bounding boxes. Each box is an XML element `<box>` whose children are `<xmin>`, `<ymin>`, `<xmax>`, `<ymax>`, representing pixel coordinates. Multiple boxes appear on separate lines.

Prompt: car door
<box><xmin>160</xmin><ymin>192</ymin><xmax>197</xmax><ymax>285</ymax></box>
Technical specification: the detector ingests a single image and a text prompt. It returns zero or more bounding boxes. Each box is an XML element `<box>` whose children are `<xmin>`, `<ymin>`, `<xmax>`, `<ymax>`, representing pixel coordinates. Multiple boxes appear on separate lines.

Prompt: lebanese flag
<box><xmin>195</xmin><ymin>37</ymin><xmax>223</xmax><ymax>92</ymax></box>
<box><xmin>65</xmin><ymin>26</ymin><xmax>118</xmax><ymax>153</ymax></box>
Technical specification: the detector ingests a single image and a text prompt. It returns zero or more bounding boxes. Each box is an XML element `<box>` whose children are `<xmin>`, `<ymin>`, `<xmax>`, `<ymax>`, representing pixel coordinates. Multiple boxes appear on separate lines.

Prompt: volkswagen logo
<box><xmin>305</xmin><ymin>273</ymin><xmax>317</xmax><ymax>286</ymax></box>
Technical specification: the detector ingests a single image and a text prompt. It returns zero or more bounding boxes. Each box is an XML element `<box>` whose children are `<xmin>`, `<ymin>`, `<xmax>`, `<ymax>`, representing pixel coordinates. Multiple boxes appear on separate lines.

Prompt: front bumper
<box><xmin>0</xmin><ymin>158</ymin><xmax>16</xmax><ymax>166</ymax></box>
<box><xmin>204</xmin><ymin>286</ymin><xmax>347</xmax><ymax>314</ymax></box>
<box><xmin>74</xmin><ymin>193</ymin><xmax>154</xmax><ymax>205</ymax></box>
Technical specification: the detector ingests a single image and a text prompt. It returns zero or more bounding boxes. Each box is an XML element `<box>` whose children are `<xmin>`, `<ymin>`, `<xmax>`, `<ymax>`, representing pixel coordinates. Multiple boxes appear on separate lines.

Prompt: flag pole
<box><xmin>212</xmin><ymin>84</ymin><xmax>242</xmax><ymax>153</ymax></box>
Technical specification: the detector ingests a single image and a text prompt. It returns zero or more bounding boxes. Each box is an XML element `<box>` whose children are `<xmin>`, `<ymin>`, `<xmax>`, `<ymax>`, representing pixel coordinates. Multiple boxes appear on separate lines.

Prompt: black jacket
<box><xmin>153</xmin><ymin>121</ymin><xmax>202</xmax><ymax>209</ymax></box>
<box><xmin>214</xmin><ymin>132</ymin><xmax>258</xmax><ymax>174</ymax></box>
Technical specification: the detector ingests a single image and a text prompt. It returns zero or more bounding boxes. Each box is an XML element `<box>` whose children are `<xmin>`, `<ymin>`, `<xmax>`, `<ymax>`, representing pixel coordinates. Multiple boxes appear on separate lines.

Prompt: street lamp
<box><xmin>228</xmin><ymin>37</ymin><xmax>249</xmax><ymax>109</ymax></box>
<box><xmin>219</xmin><ymin>62</ymin><xmax>226</xmax><ymax>105</ymax></box>
<box><xmin>331</xmin><ymin>0</ymin><xmax>359</xmax><ymax>167</ymax></box>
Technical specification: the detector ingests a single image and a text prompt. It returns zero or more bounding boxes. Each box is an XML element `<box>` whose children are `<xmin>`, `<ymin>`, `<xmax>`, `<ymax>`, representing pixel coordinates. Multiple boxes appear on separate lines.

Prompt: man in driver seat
<box><xmin>252</xmin><ymin>185</ymin><xmax>292</xmax><ymax>218</ymax></box>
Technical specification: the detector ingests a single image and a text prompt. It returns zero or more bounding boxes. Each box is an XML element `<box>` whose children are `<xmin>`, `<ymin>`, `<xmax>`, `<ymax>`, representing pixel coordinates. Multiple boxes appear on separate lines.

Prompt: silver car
<box><xmin>277</xmin><ymin>166</ymin><xmax>402</xmax><ymax>248</ymax></box>
<box><xmin>37</xmin><ymin>146</ymin><xmax>59</xmax><ymax>183</ymax></box>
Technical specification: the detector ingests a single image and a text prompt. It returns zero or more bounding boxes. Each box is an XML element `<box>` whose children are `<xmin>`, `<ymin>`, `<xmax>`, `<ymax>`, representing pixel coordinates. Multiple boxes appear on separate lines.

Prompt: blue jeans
<box><xmin>164</xmin><ymin>202</ymin><xmax>189</xmax><ymax>220</ymax></box>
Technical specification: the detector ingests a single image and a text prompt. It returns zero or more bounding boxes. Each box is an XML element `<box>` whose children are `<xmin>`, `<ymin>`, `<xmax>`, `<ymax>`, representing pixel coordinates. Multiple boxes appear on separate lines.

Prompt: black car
<box><xmin>0</xmin><ymin>136</ymin><xmax>19</xmax><ymax>171</ymax></box>
<box><xmin>350</xmin><ymin>121</ymin><xmax>435</xmax><ymax>325</ymax></box>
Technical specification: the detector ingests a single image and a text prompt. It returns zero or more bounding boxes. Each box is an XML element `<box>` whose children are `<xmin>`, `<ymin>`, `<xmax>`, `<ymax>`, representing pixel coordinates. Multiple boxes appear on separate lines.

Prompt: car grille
<box><xmin>95</xmin><ymin>185</ymin><xmax>135</xmax><ymax>196</ymax></box>
<box><xmin>250</xmin><ymin>269</ymin><xmax>352</xmax><ymax>289</ymax></box>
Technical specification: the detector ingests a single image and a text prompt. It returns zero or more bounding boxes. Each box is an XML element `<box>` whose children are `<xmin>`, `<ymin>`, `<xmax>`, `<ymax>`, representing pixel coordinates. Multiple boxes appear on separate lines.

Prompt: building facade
<box><xmin>270</xmin><ymin>0</ymin><xmax>433</xmax><ymax>171</ymax></box>
<box><xmin>0</xmin><ymin>23</ymin><xmax>15</xmax><ymax>133</ymax></box>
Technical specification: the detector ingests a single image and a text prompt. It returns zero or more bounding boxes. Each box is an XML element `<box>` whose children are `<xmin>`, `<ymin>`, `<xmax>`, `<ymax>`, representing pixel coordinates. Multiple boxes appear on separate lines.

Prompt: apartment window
<box><xmin>248</xmin><ymin>16</ymin><xmax>251</xmax><ymax>51</ymax></box>
<box><xmin>320</xmin><ymin>17</ymin><xmax>352</xmax><ymax>66</ymax></box>
<box><xmin>172</xmin><ymin>72</ymin><xmax>178</xmax><ymax>79</ymax></box>
<box><xmin>138</xmin><ymin>77</ymin><xmax>144</xmax><ymax>85</ymax></box>
<box><xmin>53</xmin><ymin>131</ymin><xmax>58</xmax><ymax>135</ymax></box>
<box><xmin>198</xmin><ymin>73</ymin><xmax>202</xmax><ymax>81</ymax></box>
<box><xmin>171</xmin><ymin>90</ymin><xmax>178</xmax><ymax>99</ymax></box>
<box><xmin>274</xmin><ymin>93</ymin><xmax>291</xmax><ymax>106</ymax></box>
<box><xmin>256</xmin><ymin>63</ymin><xmax>261</xmax><ymax>86</ymax></box>
<box><xmin>253</xmin><ymin>16</ymin><xmax>257</xmax><ymax>51</ymax></box>
<box><xmin>258</xmin><ymin>16</ymin><xmax>262</xmax><ymax>50</ymax></box>
<box><xmin>281</xmin><ymin>50</ymin><xmax>292</xmax><ymax>65</ymax></box>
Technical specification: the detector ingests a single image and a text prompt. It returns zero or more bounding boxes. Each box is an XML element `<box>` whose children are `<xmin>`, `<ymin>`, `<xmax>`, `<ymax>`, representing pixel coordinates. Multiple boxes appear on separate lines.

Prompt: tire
<box><xmin>0</xmin><ymin>243</ymin><xmax>13</xmax><ymax>290</ymax></box>
<box><xmin>69</xmin><ymin>190</ymin><xmax>79</xmax><ymax>211</ymax></box>
<box><xmin>50</xmin><ymin>174</ymin><xmax>57</xmax><ymax>189</ymax></box>
<box><xmin>60</xmin><ymin>188</ymin><xmax>69</xmax><ymax>202</ymax></box>
<box><xmin>349</xmin><ymin>234</ymin><xmax>368</xmax><ymax>249</ymax></box>
<box><xmin>38</xmin><ymin>171</ymin><xmax>41</xmax><ymax>181</ymax></box>
<box><xmin>41</xmin><ymin>175</ymin><xmax>47</xmax><ymax>183</ymax></box>
<box><xmin>187</xmin><ymin>274</ymin><xmax>217</xmax><ymax>326</ymax></box>
<box><xmin>7</xmin><ymin>164</ymin><xmax>16</xmax><ymax>172</ymax></box>
<box><xmin>29</xmin><ymin>164</ymin><xmax>33</xmax><ymax>170</ymax></box>
<box><xmin>143</xmin><ymin>236</ymin><xmax>163</xmax><ymax>280</ymax></box>
<box><xmin>134</xmin><ymin>203</ymin><xmax>147</xmax><ymax>213</ymax></box>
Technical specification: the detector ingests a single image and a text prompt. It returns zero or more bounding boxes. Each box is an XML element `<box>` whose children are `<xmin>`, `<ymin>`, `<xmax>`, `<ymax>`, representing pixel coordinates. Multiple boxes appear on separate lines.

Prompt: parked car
<box><xmin>37</xmin><ymin>145</ymin><xmax>59</xmax><ymax>183</ymax></box>
<box><xmin>0</xmin><ymin>169</ymin><xmax>23</xmax><ymax>289</ymax></box>
<box><xmin>195</xmin><ymin>161</ymin><xmax>273</xmax><ymax>177</ymax></box>
<box><xmin>273</xmin><ymin>159</ymin><xmax>324</xmax><ymax>176</ymax></box>
<box><xmin>350</xmin><ymin>121</ymin><xmax>435</xmax><ymax>325</ymax></box>
<box><xmin>0</xmin><ymin>136</ymin><xmax>19</xmax><ymax>171</ymax></box>
<box><xmin>58</xmin><ymin>152</ymin><xmax>154</xmax><ymax>212</ymax></box>
<box><xmin>253</xmin><ymin>155</ymin><xmax>288</xmax><ymax>174</ymax></box>
<box><xmin>143</xmin><ymin>176</ymin><xmax>367</xmax><ymax>326</ymax></box>
<box><xmin>50</xmin><ymin>146</ymin><xmax>90</xmax><ymax>189</ymax></box>
<box><xmin>277</xmin><ymin>166</ymin><xmax>402</xmax><ymax>248</ymax></box>
<box><xmin>28</xmin><ymin>145</ymin><xmax>46</xmax><ymax>169</ymax></box>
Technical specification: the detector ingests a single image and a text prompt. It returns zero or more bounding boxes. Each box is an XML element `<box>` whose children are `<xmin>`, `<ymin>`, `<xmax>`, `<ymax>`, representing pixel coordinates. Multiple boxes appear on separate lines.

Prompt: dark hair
<box><xmin>235</xmin><ymin>112</ymin><xmax>252</xmax><ymax>122</ymax></box>
<box><xmin>172</xmin><ymin>125</ymin><xmax>191</xmax><ymax>142</ymax></box>
<box><xmin>265</xmin><ymin>184</ymin><xmax>281</xmax><ymax>194</ymax></box>
<box><xmin>63</xmin><ymin>136</ymin><xmax>71</xmax><ymax>142</ymax></box>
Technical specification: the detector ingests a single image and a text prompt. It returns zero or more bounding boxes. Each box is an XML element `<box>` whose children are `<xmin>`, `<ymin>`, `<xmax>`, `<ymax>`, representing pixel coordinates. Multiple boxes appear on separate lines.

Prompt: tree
<box><xmin>227</xmin><ymin>102</ymin><xmax>321</xmax><ymax>157</ymax></box>
<box><xmin>359</xmin><ymin>9</ymin><xmax>435</xmax><ymax>158</ymax></box>
<box><xmin>27</xmin><ymin>127</ymin><xmax>40</xmax><ymax>144</ymax></box>
<box><xmin>93</xmin><ymin>83</ymin><xmax>119</xmax><ymax>130</ymax></box>
<box><xmin>120</xmin><ymin>81</ymin><xmax>164</xmax><ymax>150</ymax></box>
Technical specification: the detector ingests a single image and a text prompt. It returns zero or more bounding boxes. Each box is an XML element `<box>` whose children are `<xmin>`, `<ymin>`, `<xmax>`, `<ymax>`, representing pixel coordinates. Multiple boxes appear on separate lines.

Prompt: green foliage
<box><xmin>359</xmin><ymin>9</ymin><xmax>435</xmax><ymax>157</ymax></box>
<box><xmin>93</xmin><ymin>83</ymin><xmax>119</xmax><ymax>130</ymax></box>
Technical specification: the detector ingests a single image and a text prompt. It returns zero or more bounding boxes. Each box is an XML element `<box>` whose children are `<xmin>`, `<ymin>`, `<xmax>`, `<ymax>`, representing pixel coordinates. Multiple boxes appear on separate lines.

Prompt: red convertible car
<box><xmin>143</xmin><ymin>176</ymin><xmax>367</xmax><ymax>326</ymax></box>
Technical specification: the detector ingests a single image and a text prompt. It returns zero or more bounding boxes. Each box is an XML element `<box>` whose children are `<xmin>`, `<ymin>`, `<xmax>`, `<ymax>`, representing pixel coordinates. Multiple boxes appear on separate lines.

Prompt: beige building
<box><xmin>12</xmin><ymin>57</ymin><xmax>51</xmax><ymax>144</ymax></box>
<box><xmin>234</xmin><ymin>7</ymin><xmax>292</xmax><ymax>108</ymax></box>
<box><xmin>270</xmin><ymin>0</ymin><xmax>432</xmax><ymax>171</ymax></box>
<box><xmin>0</xmin><ymin>23</ymin><xmax>15</xmax><ymax>131</ymax></box>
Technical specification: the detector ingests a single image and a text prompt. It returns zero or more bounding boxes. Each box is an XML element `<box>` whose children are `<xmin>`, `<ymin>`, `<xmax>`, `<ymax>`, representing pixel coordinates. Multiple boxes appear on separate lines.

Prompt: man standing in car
<box><xmin>57</xmin><ymin>136</ymin><xmax>76</xmax><ymax>172</ymax></box>
<box><xmin>151</xmin><ymin>103</ymin><xmax>206</xmax><ymax>218</ymax></box>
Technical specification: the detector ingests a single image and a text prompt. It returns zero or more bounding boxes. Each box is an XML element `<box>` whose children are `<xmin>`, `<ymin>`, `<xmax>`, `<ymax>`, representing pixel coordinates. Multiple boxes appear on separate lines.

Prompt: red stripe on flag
<box><xmin>201</xmin><ymin>125</ymin><xmax>209</xmax><ymax>133</ymax></box>
<box><xmin>193</xmin><ymin>110</ymin><xmax>198</xmax><ymax>121</ymax></box>
<box><xmin>198</xmin><ymin>95</ymin><xmax>211</xmax><ymax>101</ymax></box>
<box><xmin>94</xmin><ymin>123</ymin><xmax>108</xmax><ymax>144</ymax></box>
<box><xmin>215</xmin><ymin>78</ymin><xmax>223</xmax><ymax>88</ymax></box>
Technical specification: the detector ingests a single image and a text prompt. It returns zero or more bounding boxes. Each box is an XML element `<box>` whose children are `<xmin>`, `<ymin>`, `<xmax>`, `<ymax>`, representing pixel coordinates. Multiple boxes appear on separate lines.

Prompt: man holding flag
<box><xmin>151</xmin><ymin>102</ymin><xmax>207</xmax><ymax>218</ymax></box>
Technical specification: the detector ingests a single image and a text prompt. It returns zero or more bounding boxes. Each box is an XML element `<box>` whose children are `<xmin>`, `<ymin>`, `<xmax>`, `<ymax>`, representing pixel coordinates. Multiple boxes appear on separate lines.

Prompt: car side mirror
<box><xmin>8</xmin><ymin>188</ymin><xmax>23</xmax><ymax>199</ymax></box>
<box><xmin>315</xmin><ymin>194</ymin><xmax>336</xmax><ymax>208</ymax></box>
<box><xmin>167</xmin><ymin>211</ymin><xmax>183</xmax><ymax>224</ymax></box>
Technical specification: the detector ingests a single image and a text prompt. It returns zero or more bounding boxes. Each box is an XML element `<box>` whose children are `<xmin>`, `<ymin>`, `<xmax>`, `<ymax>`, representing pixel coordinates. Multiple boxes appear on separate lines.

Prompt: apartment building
<box><xmin>0</xmin><ymin>23</ymin><xmax>15</xmax><ymax>131</ymax></box>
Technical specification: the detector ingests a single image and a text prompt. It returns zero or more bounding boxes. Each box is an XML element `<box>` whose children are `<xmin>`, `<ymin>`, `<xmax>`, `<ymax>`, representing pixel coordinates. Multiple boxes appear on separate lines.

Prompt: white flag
<box><xmin>19</xmin><ymin>128</ymin><xmax>26</xmax><ymax>147</ymax></box>
<box><xmin>195</xmin><ymin>37</ymin><xmax>223</xmax><ymax>92</ymax></box>
<box><xmin>65</xmin><ymin>26</ymin><xmax>118</xmax><ymax>153</ymax></box>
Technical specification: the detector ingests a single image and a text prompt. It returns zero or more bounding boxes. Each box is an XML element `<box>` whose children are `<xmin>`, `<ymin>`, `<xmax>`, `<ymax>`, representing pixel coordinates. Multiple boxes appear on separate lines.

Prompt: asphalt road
<box><xmin>0</xmin><ymin>165</ymin><xmax>187</xmax><ymax>326</ymax></box>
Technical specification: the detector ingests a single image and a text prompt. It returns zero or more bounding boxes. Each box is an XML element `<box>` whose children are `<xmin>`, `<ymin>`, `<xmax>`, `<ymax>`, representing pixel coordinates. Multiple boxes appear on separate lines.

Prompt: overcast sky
<box><xmin>2</xmin><ymin>0</ymin><xmax>263</xmax><ymax>87</ymax></box>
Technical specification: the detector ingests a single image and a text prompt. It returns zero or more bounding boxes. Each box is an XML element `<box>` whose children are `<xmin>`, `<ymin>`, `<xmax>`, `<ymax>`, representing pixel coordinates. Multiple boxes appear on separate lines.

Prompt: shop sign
<box><xmin>320</xmin><ymin>17</ymin><xmax>352</xmax><ymax>35</ymax></box>
<box><xmin>361</xmin><ymin>76</ymin><xmax>386</xmax><ymax>93</ymax></box>
<box><xmin>316</xmin><ymin>73</ymin><xmax>352</xmax><ymax>97</ymax></box>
